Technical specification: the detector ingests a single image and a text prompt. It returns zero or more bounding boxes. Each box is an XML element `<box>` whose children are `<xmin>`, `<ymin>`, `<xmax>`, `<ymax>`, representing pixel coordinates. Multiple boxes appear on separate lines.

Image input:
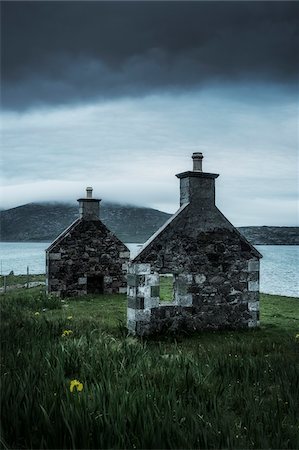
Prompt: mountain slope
<box><xmin>0</xmin><ymin>202</ymin><xmax>171</xmax><ymax>243</ymax></box>
<box><xmin>238</xmin><ymin>226</ymin><xmax>299</xmax><ymax>245</ymax></box>
<box><xmin>0</xmin><ymin>203</ymin><xmax>298</xmax><ymax>245</ymax></box>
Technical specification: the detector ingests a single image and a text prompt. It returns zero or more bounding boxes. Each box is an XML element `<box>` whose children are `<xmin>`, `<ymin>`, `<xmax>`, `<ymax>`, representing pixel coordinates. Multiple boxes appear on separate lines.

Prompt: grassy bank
<box><xmin>0</xmin><ymin>274</ymin><xmax>45</xmax><ymax>288</ymax></box>
<box><xmin>1</xmin><ymin>288</ymin><xmax>298</xmax><ymax>449</ymax></box>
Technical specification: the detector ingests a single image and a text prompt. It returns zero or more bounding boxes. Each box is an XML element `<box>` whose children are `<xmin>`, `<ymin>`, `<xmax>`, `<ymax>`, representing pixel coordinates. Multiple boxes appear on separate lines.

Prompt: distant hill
<box><xmin>0</xmin><ymin>202</ymin><xmax>298</xmax><ymax>245</ymax></box>
<box><xmin>238</xmin><ymin>226</ymin><xmax>299</xmax><ymax>245</ymax></box>
<box><xmin>0</xmin><ymin>202</ymin><xmax>171</xmax><ymax>243</ymax></box>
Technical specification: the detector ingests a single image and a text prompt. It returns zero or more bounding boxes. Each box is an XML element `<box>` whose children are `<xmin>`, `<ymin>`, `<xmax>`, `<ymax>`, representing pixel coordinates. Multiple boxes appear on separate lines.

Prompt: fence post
<box><xmin>4</xmin><ymin>276</ymin><xmax>7</xmax><ymax>294</ymax></box>
<box><xmin>27</xmin><ymin>266</ymin><xmax>29</xmax><ymax>289</ymax></box>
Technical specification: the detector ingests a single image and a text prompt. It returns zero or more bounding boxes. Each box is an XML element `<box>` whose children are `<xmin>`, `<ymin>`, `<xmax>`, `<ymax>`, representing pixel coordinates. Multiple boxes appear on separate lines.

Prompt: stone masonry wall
<box><xmin>47</xmin><ymin>219</ymin><xmax>129</xmax><ymax>297</ymax></box>
<box><xmin>127</xmin><ymin>228</ymin><xmax>260</xmax><ymax>336</ymax></box>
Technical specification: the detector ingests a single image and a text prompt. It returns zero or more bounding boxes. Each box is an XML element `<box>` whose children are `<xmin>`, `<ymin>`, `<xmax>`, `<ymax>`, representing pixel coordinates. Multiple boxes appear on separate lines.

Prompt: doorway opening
<box><xmin>87</xmin><ymin>275</ymin><xmax>104</xmax><ymax>294</ymax></box>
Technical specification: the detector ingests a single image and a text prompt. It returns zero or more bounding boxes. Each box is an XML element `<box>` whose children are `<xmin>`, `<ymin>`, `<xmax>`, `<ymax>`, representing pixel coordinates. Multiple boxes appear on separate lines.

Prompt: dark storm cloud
<box><xmin>1</xmin><ymin>1</ymin><xmax>298</xmax><ymax>110</ymax></box>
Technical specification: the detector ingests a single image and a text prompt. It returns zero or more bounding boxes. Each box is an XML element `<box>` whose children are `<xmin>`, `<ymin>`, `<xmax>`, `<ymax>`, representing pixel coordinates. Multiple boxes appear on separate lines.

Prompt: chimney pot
<box><xmin>86</xmin><ymin>187</ymin><xmax>93</xmax><ymax>198</ymax></box>
<box><xmin>192</xmin><ymin>152</ymin><xmax>203</xmax><ymax>172</ymax></box>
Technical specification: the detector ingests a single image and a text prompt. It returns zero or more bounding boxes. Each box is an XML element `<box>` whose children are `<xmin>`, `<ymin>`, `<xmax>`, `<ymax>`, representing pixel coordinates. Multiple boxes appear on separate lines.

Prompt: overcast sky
<box><xmin>1</xmin><ymin>1</ymin><xmax>298</xmax><ymax>226</ymax></box>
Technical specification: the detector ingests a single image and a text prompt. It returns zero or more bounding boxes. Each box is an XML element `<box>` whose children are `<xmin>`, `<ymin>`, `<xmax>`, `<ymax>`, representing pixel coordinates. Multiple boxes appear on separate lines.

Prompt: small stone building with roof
<box><xmin>46</xmin><ymin>188</ymin><xmax>130</xmax><ymax>297</ymax></box>
<box><xmin>127</xmin><ymin>153</ymin><xmax>262</xmax><ymax>336</ymax></box>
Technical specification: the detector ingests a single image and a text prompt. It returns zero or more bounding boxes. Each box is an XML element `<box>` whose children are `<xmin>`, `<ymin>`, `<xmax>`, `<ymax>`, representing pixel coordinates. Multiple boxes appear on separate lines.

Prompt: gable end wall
<box><xmin>47</xmin><ymin>219</ymin><xmax>129</xmax><ymax>297</ymax></box>
<box><xmin>128</xmin><ymin>206</ymin><xmax>261</xmax><ymax>336</ymax></box>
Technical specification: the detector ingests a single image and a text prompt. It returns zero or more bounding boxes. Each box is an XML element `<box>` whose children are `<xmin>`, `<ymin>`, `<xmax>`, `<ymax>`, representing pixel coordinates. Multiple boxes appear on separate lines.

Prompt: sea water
<box><xmin>0</xmin><ymin>242</ymin><xmax>298</xmax><ymax>297</ymax></box>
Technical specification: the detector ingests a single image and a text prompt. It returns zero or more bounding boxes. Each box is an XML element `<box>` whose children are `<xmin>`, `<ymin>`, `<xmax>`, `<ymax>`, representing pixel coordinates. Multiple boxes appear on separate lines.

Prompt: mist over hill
<box><xmin>0</xmin><ymin>202</ymin><xmax>298</xmax><ymax>245</ymax></box>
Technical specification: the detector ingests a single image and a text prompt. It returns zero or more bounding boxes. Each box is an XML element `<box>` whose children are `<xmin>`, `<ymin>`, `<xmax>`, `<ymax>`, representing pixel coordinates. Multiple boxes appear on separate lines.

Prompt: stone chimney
<box><xmin>176</xmin><ymin>153</ymin><xmax>219</xmax><ymax>207</ymax></box>
<box><xmin>77</xmin><ymin>187</ymin><xmax>101</xmax><ymax>220</ymax></box>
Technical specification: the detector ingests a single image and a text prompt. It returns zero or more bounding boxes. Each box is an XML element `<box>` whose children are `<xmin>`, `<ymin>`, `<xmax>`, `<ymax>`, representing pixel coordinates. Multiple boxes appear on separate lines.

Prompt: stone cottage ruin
<box><xmin>127</xmin><ymin>153</ymin><xmax>262</xmax><ymax>336</ymax></box>
<box><xmin>46</xmin><ymin>188</ymin><xmax>130</xmax><ymax>297</ymax></box>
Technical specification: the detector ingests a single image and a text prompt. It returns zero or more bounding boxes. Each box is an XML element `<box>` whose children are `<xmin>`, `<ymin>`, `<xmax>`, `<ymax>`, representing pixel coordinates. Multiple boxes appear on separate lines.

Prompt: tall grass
<box><xmin>1</xmin><ymin>291</ymin><xmax>298</xmax><ymax>449</ymax></box>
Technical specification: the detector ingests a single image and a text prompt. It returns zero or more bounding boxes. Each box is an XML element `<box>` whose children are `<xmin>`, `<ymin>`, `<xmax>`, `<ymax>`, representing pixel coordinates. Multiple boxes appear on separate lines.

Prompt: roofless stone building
<box><xmin>46</xmin><ymin>188</ymin><xmax>130</xmax><ymax>297</ymax></box>
<box><xmin>127</xmin><ymin>153</ymin><xmax>262</xmax><ymax>336</ymax></box>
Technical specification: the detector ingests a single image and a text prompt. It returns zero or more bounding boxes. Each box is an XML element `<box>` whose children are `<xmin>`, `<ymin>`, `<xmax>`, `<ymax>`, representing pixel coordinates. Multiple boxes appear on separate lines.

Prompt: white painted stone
<box><xmin>135</xmin><ymin>309</ymin><xmax>151</xmax><ymax>322</ymax></box>
<box><xmin>127</xmin><ymin>264</ymin><xmax>135</xmax><ymax>274</ymax></box>
<box><xmin>146</xmin><ymin>273</ymin><xmax>159</xmax><ymax>286</ymax></box>
<box><xmin>186</xmin><ymin>274</ymin><xmax>193</xmax><ymax>283</ymax></box>
<box><xmin>78</xmin><ymin>277</ymin><xmax>87</xmax><ymax>285</ymax></box>
<box><xmin>248</xmin><ymin>260</ymin><xmax>259</xmax><ymax>272</ymax></box>
<box><xmin>137</xmin><ymin>285</ymin><xmax>151</xmax><ymax>297</ymax></box>
<box><xmin>119</xmin><ymin>251</ymin><xmax>130</xmax><ymax>259</ymax></box>
<box><xmin>178</xmin><ymin>294</ymin><xmax>193</xmax><ymax>306</ymax></box>
<box><xmin>128</xmin><ymin>287</ymin><xmax>136</xmax><ymax>297</ymax></box>
<box><xmin>135</xmin><ymin>264</ymin><xmax>151</xmax><ymax>275</ymax></box>
<box><xmin>118</xmin><ymin>287</ymin><xmax>127</xmax><ymax>294</ymax></box>
<box><xmin>144</xmin><ymin>297</ymin><xmax>159</xmax><ymax>309</ymax></box>
<box><xmin>127</xmin><ymin>308</ymin><xmax>136</xmax><ymax>321</ymax></box>
<box><xmin>248</xmin><ymin>301</ymin><xmax>259</xmax><ymax>312</ymax></box>
<box><xmin>49</xmin><ymin>253</ymin><xmax>61</xmax><ymax>261</ymax></box>
<box><xmin>248</xmin><ymin>281</ymin><xmax>259</xmax><ymax>292</ymax></box>
<box><xmin>127</xmin><ymin>319</ymin><xmax>136</xmax><ymax>334</ymax></box>
<box><xmin>195</xmin><ymin>274</ymin><xmax>206</xmax><ymax>285</ymax></box>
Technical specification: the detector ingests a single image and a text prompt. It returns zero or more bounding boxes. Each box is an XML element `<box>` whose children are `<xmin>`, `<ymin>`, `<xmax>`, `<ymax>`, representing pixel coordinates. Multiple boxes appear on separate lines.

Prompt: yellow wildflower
<box><xmin>70</xmin><ymin>379</ymin><xmax>83</xmax><ymax>393</ymax></box>
<box><xmin>61</xmin><ymin>329</ymin><xmax>73</xmax><ymax>337</ymax></box>
<box><xmin>295</xmin><ymin>334</ymin><xmax>299</xmax><ymax>340</ymax></box>
<box><xmin>34</xmin><ymin>312</ymin><xmax>40</xmax><ymax>316</ymax></box>
<box><xmin>67</xmin><ymin>316</ymin><xmax>73</xmax><ymax>320</ymax></box>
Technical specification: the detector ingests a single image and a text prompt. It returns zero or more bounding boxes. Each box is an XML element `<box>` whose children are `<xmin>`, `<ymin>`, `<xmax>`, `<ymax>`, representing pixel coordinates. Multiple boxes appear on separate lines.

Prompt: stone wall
<box><xmin>47</xmin><ymin>219</ymin><xmax>129</xmax><ymax>297</ymax></box>
<box><xmin>127</xmin><ymin>227</ymin><xmax>260</xmax><ymax>336</ymax></box>
<box><xmin>127</xmin><ymin>155</ymin><xmax>261</xmax><ymax>336</ymax></box>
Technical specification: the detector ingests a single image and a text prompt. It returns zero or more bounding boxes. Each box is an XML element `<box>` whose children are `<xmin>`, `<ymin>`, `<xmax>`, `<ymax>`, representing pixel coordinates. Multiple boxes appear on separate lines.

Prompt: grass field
<box><xmin>1</xmin><ymin>285</ymin><xmax>298</xmax><ymax>449</ymax></box>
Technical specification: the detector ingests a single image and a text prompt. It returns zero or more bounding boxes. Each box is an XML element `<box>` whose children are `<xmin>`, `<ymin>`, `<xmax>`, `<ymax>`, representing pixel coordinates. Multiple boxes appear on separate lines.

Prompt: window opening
<box><xmin>159</xmin><ymin>274</ymin><xmax>174</xmax><ymax>302</ymax></box>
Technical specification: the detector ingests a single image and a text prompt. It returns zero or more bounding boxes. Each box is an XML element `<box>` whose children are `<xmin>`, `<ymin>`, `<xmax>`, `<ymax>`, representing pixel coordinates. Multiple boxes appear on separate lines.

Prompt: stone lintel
<box><xmin>135</xmin><ymin>264</ymin><xmax>151</xmax><ymax>275</ymax></box>
<box><xmin>146</xmin><ymin>274</ymin><xmax>159</xmax><ymax>286</ymax></box>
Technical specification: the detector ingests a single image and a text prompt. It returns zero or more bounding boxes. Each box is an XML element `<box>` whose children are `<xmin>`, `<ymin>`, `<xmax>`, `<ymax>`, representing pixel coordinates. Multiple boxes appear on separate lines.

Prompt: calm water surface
<box><xmin>0</xmin><ymin>242</ymin><xmax>298</xmax><ymax>297</ymax></box>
